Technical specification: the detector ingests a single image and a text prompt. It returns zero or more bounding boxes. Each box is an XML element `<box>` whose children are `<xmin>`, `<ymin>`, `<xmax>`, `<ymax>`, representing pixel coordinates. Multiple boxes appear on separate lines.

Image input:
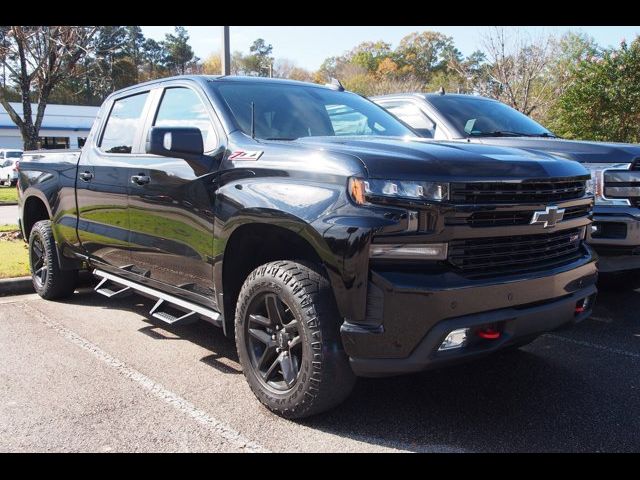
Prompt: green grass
<box><xmin>0</xmin><ymin>225</ymin><xmax>29</xmax><ymax>278</ymax></box>
<box><xmin>0</xmin><ymin>187</ymin><xmax>17</xmax><ymax>204</ymax></box>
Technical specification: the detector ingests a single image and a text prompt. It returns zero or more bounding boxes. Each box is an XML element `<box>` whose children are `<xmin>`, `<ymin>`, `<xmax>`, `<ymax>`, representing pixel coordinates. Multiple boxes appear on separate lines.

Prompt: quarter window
<box><xmin>154</xmin><ymin>88</ymin><xmax>217</xmax><ymax>152</ymax></box>
<box><xmin>100</xmin><ymin>92</ymin><xmax>150</xmax><ymax>154</ymax></box>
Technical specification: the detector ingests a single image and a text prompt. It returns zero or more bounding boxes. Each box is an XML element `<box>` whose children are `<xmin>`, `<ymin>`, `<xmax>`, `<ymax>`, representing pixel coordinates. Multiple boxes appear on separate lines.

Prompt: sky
<box><xmin>140</xmin><ymin>26</ymin><xmax>640</xmax><ymax>71</ymax></box>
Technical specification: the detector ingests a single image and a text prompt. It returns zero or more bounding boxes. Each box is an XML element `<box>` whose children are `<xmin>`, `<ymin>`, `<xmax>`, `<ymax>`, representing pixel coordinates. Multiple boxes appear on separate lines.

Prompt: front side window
<box><xmin>100</xmin><ymin>92</ymin><xmax>150</xmax><ymax>154</ymax></box>
<box><xmin>212</xmin><ymin>82</ymin><xmax>414</xmax><ymax>140</ymax></box>
<box><xmin>428</xmin><ymin>96</ymin><xmax>553</xmax><ymax>138</ymax></box>
<box><xmin>2</xmin><ymin>160</ymin><xmax>12</xmax><ymax>167</ymax></box>
<box><xmin>153</xmin><ymin>87</ymin><xmax>217</xmax><ymax>152</ymax></box>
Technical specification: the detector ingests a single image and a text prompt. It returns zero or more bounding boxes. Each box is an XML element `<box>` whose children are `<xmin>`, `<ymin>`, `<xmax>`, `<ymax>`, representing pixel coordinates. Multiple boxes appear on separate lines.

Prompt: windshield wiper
<box><xmin>470</xmin><ymin>130</ymin><xmax>532</xmax><ymax>137</ymax></box>
<box><xmin>263</xmin><ymin>137</ymin><xmax>298</xmax><ymax>141</ymax></box>
<box><xmin>470</xmin><ymin>130</ymin><xmax>557</xmax><ymax>138</ymax></box>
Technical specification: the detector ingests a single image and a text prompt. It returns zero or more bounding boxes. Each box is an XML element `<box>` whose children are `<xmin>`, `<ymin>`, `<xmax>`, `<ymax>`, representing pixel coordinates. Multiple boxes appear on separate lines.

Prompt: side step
<box><xmin>95</xmin><ymin>276</ymin><xmax>132</xmax><ymax>298</ymax></box>
<box><xmin>93</xmin><ymin>269</ymin><xmax>222</xmax><ymax>327</ymax></box>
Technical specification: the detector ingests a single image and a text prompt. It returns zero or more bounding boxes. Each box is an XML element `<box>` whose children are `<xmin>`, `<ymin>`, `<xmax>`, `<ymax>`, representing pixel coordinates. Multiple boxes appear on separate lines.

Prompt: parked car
<box><xmin>0</xmin><ymin>149</ymin><xmax>22</xmax><ymax>186</ymax></box>
<box><xmin>372</xmin><ymin>92</ymin><xmax>640</xmax><ymax>273</ymax></box>
<box><xmin>17</xmin><ymin>76</ymin><xmax>596</xmax><ymax>418</ymax></box>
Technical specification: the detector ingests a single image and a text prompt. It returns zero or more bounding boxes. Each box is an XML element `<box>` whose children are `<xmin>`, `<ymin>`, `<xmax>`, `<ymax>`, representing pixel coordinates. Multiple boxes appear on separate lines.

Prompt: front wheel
<box><xmin>235</xmin><ymin>260</ymin><xmax>355</xmax><ymax>419</ymax></box>
<box><xmin>29</xmin><ymin>220</ymin><xmax>78</xmax><ymax>299</ymax></box>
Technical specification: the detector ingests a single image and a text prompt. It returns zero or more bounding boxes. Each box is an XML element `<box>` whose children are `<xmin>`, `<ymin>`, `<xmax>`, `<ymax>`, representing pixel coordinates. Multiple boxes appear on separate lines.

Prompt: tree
<box><xmin>202</xmin><ymin>53</ymin><xmax>222</xmax><ymax>75</ymax></box>
<box><xmin>142</xmin><ymin>38</ymin><xmax>166</xmax><ymax>79</ymax></box>
<box><xmin>395</xmin><ymin>31</ymin><xmax>456</xmax><ymax>82</ymax></box>
<box><xmin>347</xmin><ymin>41</ymin><xmax>393</xmax><ymax>73</ymax></box>
<box><xmin>239</xmin><ymin>38</ymin><xmax>274</xmax><ymax>77</ymax></box>
<box><xmin>448</xmin><ymin>50</ymin><xmax>493</xmax><ymax>94</ymax></box>
<box><xmin>124</xmin><ymin>26</ymin><xmax>145</xmax><ymax>81</ymax></box>
<box><xmin>0</xmin><ymin>26</ymin><xmax>98</xmax><ymax>149</ymax></box>
<box><xmin>163</xmin><ymin>26</ymin><xmax>194</xmax><ymax>75</ymax></box>
<box><xmin>551</xmin><ymin>37</ymin><xmax>640</xmax><ymax>142</ymax></box>
<box><xmin>481</xmin><ymin>27</ymin><xmax>554</xmax><ymax>117</ymax></box>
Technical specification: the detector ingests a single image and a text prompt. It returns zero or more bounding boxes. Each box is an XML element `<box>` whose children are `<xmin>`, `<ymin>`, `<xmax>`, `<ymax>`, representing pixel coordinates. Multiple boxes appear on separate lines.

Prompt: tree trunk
<box><xmin>22</xmin><ymin>126</ymin><xmax>40</xmax><ymax>150</ymax></box>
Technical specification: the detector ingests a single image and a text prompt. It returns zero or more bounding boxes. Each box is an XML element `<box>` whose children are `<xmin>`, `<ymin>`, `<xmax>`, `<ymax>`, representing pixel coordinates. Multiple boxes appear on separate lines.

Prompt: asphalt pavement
<box><xmin>1</xmin><ymin>274</ymin><xmax>639</xmax><ymax>452</ymax></box>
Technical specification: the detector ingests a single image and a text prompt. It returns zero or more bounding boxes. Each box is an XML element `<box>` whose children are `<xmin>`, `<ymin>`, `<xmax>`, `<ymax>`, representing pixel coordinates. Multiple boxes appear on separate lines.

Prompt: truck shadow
<box><xmin>59</xmin><ymin>276</ymin><xmax>640</xmax><ymax>452</ymax></box>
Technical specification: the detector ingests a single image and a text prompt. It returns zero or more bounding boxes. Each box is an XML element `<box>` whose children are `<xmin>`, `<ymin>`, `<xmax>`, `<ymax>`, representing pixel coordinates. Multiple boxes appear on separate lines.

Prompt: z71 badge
<box><xmin>228</xmin><ymin>150</ymin><xmax>263</xmax><ymax>161</ymax></box>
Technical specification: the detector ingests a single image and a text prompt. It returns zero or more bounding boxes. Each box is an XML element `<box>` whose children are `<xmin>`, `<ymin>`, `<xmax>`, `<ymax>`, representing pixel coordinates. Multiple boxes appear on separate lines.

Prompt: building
<box><xmin>0</xmin><ymin>102</ymin><xmax>99</xmax><ymax>150</ymax></box>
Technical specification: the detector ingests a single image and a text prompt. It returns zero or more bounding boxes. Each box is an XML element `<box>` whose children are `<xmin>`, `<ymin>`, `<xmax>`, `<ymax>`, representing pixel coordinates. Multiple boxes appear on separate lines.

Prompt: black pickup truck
<box><xmin>18</xmin><ymin>76</ymin><xmax>597</xmax><ymax>418</ymax></box>
<box><xmin>372</xmin><ymin>92</ymin><xmax>640</xmax><ymax>273</ymax></box>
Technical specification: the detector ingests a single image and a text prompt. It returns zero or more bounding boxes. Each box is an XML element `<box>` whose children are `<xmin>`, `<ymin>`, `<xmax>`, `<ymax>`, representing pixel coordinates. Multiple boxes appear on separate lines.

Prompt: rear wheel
<box><xmin>235</xmin><ymin>260</ymin><xmax>355</xmax><ymax>418</ymax></box>
<box><xmin>29</xmin><ymin>220</ymin><xmax>78</xmax><ymax>299</ymax></box>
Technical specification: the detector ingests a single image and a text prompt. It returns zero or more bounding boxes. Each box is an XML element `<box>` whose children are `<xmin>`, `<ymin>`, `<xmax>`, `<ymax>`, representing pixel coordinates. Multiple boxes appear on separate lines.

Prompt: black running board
<box><xmin>93</xmin><ymin>269</ymin><xmax>222</xmax><ymax>326</ymax></box>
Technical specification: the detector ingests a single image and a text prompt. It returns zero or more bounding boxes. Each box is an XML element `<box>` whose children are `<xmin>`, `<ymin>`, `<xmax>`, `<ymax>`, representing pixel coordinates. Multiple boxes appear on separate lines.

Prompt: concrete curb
<box><xmin>0</xmin><ymin>276</ymin><xmax>33</xmax><ymax>296</ymax></box>
<box><xmin>0</xmin><ymin>271</ymin><xmax>95</xmax><ymax>297</ymax></box>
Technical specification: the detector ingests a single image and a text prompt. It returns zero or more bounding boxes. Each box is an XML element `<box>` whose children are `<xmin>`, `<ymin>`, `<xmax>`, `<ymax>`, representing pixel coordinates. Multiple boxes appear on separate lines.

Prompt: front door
<box><xmin>76</xmin><ymin>90</ymin><xmax>152</xmax><ymax>269</ymax></box>
<box><xmin>127</xmin><ymin>86</ymin><xmax>221</xmax><ymax>301</ymax></box>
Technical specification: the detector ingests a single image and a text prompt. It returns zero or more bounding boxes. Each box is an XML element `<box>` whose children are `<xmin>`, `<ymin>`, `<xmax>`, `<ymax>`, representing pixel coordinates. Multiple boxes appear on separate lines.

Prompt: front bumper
<box><xmin>588</xmin><ymin>205</ymin><xmax>640</xmax><ymax>273</ymax></box>
<box><xmin>341</xmin><ymin>251</ymin><xmax>597</xmax><ymax>377</ymax></box>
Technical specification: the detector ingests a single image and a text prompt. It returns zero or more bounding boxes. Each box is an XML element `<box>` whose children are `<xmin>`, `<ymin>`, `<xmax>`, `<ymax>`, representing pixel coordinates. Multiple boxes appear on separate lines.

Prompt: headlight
<box><xmin>584</xmin><ymin>163</ymin><xmax>631</xmax><ymax>206</ymax></box>
<box><xmin>349</xmin><ymin>177</ymin><xmax>448</xmax><ymax>205</ymax></box>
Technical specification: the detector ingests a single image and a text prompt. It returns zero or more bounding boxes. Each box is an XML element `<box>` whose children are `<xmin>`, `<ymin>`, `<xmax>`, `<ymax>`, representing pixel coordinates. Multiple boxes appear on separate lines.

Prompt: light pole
<box><xmin>221</xmin><ymin>26</ymin><xmax>230</xmax><ymax>76</ymax></box>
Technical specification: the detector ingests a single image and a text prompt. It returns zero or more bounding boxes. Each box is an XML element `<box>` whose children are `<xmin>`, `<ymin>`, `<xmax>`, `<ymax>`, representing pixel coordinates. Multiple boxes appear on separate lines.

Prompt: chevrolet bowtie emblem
<box><xmin>530</xmin><ymin>206</ymin><xmax>565</xmax><ymax>228</ymax></box>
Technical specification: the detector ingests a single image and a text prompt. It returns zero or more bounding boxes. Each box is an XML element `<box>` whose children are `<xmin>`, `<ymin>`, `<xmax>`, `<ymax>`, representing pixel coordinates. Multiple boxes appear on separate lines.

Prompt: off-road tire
<box><xmin>29</xmin><ymin>220</ymin><xmax>78</xmax><ymax>299</ymax></box>
<box><xmin>235</xmin><ymin>260</ymin><xmax>356</xmax><ymax>419</ymax></box>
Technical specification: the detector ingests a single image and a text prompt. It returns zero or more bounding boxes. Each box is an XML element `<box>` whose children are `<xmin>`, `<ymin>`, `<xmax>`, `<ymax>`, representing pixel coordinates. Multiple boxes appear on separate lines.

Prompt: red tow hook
<box><xmin>477</xmin><ymin>328</ymin><xmax>501</xmax><ymax>340</ymax></box>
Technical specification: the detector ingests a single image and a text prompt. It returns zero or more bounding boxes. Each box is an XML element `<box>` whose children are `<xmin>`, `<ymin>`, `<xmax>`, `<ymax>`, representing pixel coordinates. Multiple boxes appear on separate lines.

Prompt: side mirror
<box><xmin>146</xmin><ymin>126</ymin><xmax>204</xmax><ymax>158</ymax></box>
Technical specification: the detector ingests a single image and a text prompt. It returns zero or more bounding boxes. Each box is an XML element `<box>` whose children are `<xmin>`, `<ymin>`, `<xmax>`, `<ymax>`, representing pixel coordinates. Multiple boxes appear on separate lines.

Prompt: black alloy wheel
<box><xmin>245</xmin><ymin>292</ymin><xmax>303</xmax><ymax>392</ymax></box>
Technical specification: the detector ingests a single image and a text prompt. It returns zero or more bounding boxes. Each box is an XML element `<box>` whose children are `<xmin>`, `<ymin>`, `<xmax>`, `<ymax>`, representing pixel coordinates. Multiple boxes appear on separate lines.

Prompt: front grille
<box><xmin>603</xmin><ymin>166</ymin><xmax>640</xmax><ymax>204</ymax></box>
<box><xmin>464</xmin><ymin>204</ymin><xmax>590</xmax><ymax>227</ymax></box>
<box><xmin>450</xmin><ymin>180</ymin><xmax>586</xmax><ymax>204</ymax></box>
<box><xmin>448</xmin><ymin>228</ymin><xmax>584</xmax><ymax>277</ymax></box>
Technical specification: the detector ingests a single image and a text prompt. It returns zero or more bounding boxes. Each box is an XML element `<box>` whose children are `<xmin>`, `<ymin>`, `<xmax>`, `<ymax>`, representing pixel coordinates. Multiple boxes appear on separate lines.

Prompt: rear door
<box><xmin>126</xmin><ymin>85</ymin><xmax>223</xmax><ymax>302</ymax></box>
<box><xmin>76</xmin><ymin>90</ymin><xmax>153</xmax><ymax>269</ymax></box>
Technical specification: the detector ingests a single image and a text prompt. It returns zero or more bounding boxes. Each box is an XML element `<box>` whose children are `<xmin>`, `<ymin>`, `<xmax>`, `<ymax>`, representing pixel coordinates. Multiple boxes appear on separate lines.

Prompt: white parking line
<box><xmin>546</xmin><ymin>333</ymin><xmax>640</xmax><ymax>359</ymax></box>
<box><xmin>21</xmin><ymin>302</ymin><xmax>270</xmax><ymax>453</ymax></box>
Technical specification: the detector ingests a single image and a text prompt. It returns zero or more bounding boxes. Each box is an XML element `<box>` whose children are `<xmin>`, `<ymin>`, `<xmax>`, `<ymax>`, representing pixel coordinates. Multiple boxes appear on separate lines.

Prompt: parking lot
<box><xmin>1</xmin><ymin>273</ymin><xmax>639</xmax><ymax>452</ymax></box>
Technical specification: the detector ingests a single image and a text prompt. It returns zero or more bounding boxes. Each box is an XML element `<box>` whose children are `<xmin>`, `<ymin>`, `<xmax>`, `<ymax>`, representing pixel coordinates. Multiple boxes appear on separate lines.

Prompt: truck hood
<box><xmin>472</xmin><ymin>137</ymin><xmax>640</xmax><ymax>165</ymax></box>
<box><xmin>293</xmin><ymin>136</ymin><xmax>589</xmax><ymax>182</ymax></box>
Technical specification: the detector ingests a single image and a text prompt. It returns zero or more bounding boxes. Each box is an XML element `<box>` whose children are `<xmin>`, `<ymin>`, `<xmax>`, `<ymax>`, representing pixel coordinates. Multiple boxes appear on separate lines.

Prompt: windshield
<box><xmin>428</xmin><ymin>95</ymin><xmax>554</xmax><ymax>138</ymax></box>
<box><xmin>5</xmin><ymin>152</ymin><xmax>22</xmax><ymax>158</ymax></box>
<box><xmin>211</xmin><ymin>81</ymin><xmax>415</xmax><ymax>140</ymax></box>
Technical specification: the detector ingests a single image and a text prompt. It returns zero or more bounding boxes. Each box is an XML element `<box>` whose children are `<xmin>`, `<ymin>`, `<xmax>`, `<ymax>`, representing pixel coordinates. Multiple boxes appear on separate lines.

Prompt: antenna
<box><xmin>325</xmin><ymin>77</ymin><xmax>345</xmax><ymax>91</ymax></box>
<box><xmin>251</xmin><ymin>102</ymin><xmax>256</xmax><ymax>139</ymax></box>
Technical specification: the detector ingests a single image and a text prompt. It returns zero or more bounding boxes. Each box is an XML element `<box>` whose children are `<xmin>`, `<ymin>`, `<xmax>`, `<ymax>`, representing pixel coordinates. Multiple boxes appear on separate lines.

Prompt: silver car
<box><xmin>0</xmin><ymin>149</ymin><xmax>23</xmax><ymax>186</ymax></box>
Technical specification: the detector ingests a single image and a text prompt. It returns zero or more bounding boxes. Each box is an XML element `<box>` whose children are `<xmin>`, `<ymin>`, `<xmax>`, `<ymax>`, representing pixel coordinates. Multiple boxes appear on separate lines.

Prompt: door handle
<box><xmin>79</xmin><ymin>171</ymin><xmax>93</xmax><ymax>181</ymax></box>
<box><xmin>131</xmin><ymin>174</ymin><xmax>151</xmax><ymax>185</ymax></box>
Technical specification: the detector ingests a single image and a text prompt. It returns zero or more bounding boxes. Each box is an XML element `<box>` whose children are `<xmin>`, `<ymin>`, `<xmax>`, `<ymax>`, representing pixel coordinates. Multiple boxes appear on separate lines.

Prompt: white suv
<box><xmin>0</xmin><ymin>149</ymin><xmax>23</xmax><ymax>186</ymax></box>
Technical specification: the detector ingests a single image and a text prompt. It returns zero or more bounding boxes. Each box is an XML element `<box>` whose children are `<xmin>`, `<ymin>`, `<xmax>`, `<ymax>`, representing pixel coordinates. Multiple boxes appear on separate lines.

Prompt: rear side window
<box><xmin>153</xmin><ymin>87</ymin><xmax>217</xmax><ymax>152</ymax></box>
<box><xmin>100</xmin><ymin>92</ymin><xmax>149</xmax><ymax>154</ymax></box>
<box><xmin>383</xmin><ymin>102</ymin><xmax>436</xmax><ymax>138</ymax></box>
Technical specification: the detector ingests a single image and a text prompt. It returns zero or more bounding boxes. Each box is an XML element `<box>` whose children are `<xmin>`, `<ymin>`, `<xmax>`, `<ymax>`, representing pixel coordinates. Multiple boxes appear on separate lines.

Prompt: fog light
<box><xmin>369</xmin><ymin>243</ymin><xmax>448</xmax><ymax>260</ymax></box>
<box><xmin>438</xmin><ymin>328</ymin><xmax>469</xmax><ymax>351</ymax></box>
